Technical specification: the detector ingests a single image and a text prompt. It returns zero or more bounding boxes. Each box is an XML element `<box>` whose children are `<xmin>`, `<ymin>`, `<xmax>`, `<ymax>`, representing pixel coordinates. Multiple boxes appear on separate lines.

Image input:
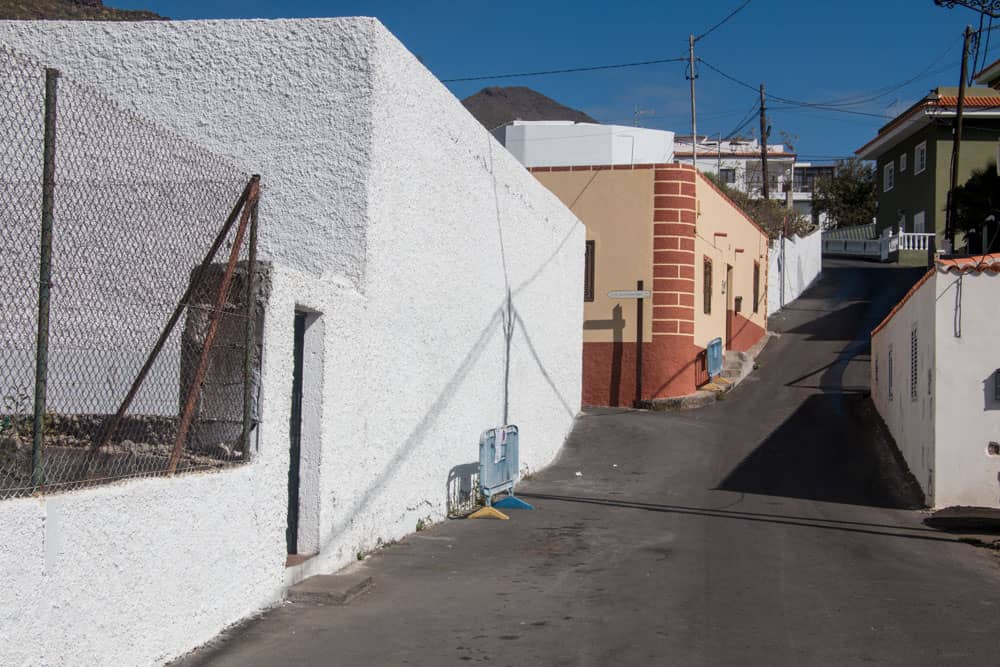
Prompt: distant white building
<box><xmin>675</xmin><ymin>136</ymin><xmax>832</xmax><ymax>225</ymax></box>
<box><xmin>871</xmin><ymin>253</ymin><xmax>1000</xmax><ymax>508</ymax></box>
<box><xmin>494</xmin><ymin>120</ymin><xmax>674</xmax><ymax>168</ymax></box>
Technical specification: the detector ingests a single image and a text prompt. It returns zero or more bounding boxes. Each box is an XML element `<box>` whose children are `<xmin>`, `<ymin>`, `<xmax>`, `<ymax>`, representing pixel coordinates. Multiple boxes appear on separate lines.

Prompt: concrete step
<box><xmin>287</xmin><ymin>571</ymin><xmax>374</xmax><ymax>605</ymax></box>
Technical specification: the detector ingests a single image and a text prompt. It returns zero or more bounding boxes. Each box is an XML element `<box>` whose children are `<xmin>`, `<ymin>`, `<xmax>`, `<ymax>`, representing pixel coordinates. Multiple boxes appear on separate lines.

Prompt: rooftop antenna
<box><xmin>633</xmin><ymin>106</ymin><xmax>655</xmax><ymax>127</ymax></box>
<box><xmin>933</xmin><ymin>1</ymin><xmax>1000</xmax><ymax>18</ymax></box>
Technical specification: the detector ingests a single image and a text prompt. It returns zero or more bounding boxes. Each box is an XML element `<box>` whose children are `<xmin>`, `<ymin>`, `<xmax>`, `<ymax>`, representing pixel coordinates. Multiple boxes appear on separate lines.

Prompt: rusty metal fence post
<box><xmin>31</xmin><ymin>68</ymin><xmax>60</xmax><ymax>490</ymax></box>
<box><xmin>241</xmin><ymin>190</ymin><xmax>260</xmax><ymax>455</ymax></box>
<box><xmin>167</xmin><ymin>177</ymin><xmax>259</xmax><ymax>474</ymax></box>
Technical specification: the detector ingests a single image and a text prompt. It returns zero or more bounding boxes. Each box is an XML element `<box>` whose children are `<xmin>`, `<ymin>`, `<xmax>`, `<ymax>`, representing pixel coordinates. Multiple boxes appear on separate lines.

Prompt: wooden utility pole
<box><xmin>689</xmin><ymin>34</ymin><xmax>698</xmax><ymax>169</ymax></box>
<box><xmin>946</xmin><ymin>25</ymin><xmax>975</xmax><ymax>252</ymax></box>
<box><xmin>759</xmin><ymin>83</ymin><xmax>769</xmax><ymax>200</ymax></box>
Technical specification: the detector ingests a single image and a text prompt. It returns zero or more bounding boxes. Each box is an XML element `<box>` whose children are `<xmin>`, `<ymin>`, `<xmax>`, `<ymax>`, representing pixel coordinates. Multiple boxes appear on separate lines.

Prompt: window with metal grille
<box><xmin>703</xmin><ymin>257</ymin><xmax>713</xmax><ymax>314</ymax></box>
<box><xmin>910</xmin><ymin>324</ymin><xmax>918</xmax><ymax>401</ymax></box>
<box><xmin>752</xmin><ymin>261</ymin><xmax>760</xmax><ymax>313</ymax></box>
<box><xmin>584</xmin><ymin>240</ymin><xmax>595</xmax><ymax>302</ymax></box>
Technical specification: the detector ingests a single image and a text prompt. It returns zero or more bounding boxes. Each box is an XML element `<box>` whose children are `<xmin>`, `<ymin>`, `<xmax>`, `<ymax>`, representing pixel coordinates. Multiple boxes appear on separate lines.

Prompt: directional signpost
<box><xmin>607</xmin><ymin>280</ymin><xmax>646</xmax><ymax>407</ymax></box>
<box><xmin>607</xmin><ymin>289</ymin><xmax>651</xmax><ymax>300</ymax></box>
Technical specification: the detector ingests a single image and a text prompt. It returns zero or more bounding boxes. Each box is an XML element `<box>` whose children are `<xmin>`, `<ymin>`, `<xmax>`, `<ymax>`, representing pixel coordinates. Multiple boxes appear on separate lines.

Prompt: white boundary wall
<box><xmin>767</xmin><ymin>228</ymin><xmax>822</xmax><ymax>315</ymax></box>
<box><xmin>0</xmin><ymin>19</ymin><xmax>583</xmax><ymax>666</ymax></box>
<box><xmin>870</xmin><ymin>271</ymin><xmax>937</xmax><ymax>503</ymax></box>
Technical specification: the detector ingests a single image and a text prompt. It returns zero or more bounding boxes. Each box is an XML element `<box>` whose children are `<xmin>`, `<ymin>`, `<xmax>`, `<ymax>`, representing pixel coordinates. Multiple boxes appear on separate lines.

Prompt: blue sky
<box><xmin>112</xmin><ymin>0</ymin><xmax>998</xmax><ymax>162</ymax></box>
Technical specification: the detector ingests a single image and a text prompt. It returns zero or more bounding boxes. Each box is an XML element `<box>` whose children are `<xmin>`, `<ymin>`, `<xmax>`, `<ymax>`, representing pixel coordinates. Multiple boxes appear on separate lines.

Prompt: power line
<box><xmin>697</xmin><ymin>58</ymin><xmax>889</xmax><ymax>118</ymax></box>
<box><xmin>440</xmin><ymin>56</ymin><xmax>686</xmax><ymax>83</ymax></box>
<box><xmin>723</xmin><ymin>100</ymin><xmax>760</xmax><ymax>138</ymax></box>
<box><xmin>694</xmin><ymin>0</ymin><xmax>753</xmax><ymax>43</ymax></box>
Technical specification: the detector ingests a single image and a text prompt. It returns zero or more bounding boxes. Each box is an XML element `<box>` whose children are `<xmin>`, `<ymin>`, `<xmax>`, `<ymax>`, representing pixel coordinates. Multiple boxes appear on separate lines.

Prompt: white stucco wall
<box><xmin>496</xmin><ymin>121</ymin><xmax>674</xmax><ymax>167</ymax></box>
<box><xmin>0</xmin><ymin>18</ymin><xmax>583</xmax><ymax>666</ymax></box>
<box><xmin>767</xmin><ymin>228</ymin><xmax>823</xmax><ymax>316</ymax></box>
<box><xmin>870</xmin><ymin>270</ymin><xmax>936</xmax><ymax>502</ymax></box>
<box><xmin>932</xmin><ymin>270</ymin><xmax>1000</xmax><ymax>508</ymax></box>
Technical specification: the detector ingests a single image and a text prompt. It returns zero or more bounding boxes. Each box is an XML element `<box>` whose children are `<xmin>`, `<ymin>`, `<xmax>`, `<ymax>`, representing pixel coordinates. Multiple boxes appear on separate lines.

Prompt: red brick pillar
<box><xmin>648</xmin><ymin>164</ymin><xmax>700</xmax><ymax>398</ymax></box>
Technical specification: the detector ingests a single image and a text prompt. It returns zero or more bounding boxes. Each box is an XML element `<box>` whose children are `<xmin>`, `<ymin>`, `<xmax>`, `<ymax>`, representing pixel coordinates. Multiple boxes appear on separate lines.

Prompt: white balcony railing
<box><xmin>899</xmin><ymin>232</ymin><xmax>936</xmax><ymax>252</ymax></box>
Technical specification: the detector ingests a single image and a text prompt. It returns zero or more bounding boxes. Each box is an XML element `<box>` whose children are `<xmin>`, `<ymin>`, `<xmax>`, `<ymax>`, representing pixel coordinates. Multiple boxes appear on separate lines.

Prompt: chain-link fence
<box><xmin>0</xmin><ymin>45</ymin><xmax>265</xmax><ymax>500</ymax></box>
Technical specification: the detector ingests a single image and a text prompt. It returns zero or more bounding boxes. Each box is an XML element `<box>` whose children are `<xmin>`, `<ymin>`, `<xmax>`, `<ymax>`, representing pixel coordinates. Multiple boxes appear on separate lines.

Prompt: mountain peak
<box><xmin>462</xmin><ymin>86</ymin><xmax>597</xmax><ymax>130</ymax></box>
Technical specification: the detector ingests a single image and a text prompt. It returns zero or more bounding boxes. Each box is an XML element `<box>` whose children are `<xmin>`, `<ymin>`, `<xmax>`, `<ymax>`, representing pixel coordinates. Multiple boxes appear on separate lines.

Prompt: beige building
<box><xmin>530</xmin><ymin>162</ymin><xmax>768</xmax><ymax>406</ymax></box>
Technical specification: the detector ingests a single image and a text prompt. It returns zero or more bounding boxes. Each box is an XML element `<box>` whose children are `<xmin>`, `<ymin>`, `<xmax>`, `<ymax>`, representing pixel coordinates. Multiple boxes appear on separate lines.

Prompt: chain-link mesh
<box><xmin>0</xmin><ymin>45</ymin><xmax>263</xmax><ymax>499</ymax></box>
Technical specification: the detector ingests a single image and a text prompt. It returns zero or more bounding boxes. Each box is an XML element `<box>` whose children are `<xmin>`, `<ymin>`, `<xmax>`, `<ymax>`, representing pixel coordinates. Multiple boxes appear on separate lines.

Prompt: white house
<box><xmin>0</xmin><ymin>18</ymin><xmax>583</xmax><ymax>666</ymax></box>
<box><xmin>870</xmin><ymin>253</ymin><xmax>1000</xmax><ymax>508</ymax></box>
<box><xmin>494</xmin><ymin>120</ymin><xmax>675</xmax><ymax>168</ymax></box>
<box><xmin>674</xmin><ymin>137</ymin><xmax>831</xmax><ymax>226</ymax></box>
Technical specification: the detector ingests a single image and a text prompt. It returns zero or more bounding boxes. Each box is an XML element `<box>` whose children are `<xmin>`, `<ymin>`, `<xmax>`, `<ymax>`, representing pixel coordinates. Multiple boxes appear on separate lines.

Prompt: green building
<box><xmin>855</xmin><ymin>80</ymin><xmax>1000</xmax><ymax>249</ymax></box>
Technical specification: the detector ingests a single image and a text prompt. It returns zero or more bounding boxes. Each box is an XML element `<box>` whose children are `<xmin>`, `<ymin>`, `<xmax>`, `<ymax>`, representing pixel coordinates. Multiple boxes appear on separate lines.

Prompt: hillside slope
<box><xmin>0</xmin><ymin>0</ymin><xmax>163</xmax><ymax>20</ymax></box>
<box><xmin>462</xmin><ymin>86</ymin><xmax>597</xmax><ymax>130</ymax></box>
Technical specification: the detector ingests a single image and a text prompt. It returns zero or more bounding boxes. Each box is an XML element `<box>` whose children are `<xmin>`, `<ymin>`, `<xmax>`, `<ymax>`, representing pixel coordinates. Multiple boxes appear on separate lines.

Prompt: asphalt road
<box><xmin>179</xmin><ymin>259</ymin><xmax>1000</xmax><ymax>667</ymax></box>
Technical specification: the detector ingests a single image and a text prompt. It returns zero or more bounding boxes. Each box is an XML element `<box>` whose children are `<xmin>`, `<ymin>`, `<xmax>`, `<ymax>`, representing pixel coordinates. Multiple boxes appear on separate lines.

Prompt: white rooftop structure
<box><xmin>494</xmin><ymin>120</ymin><xmax>675</xmax><ymax>167</ymax></box>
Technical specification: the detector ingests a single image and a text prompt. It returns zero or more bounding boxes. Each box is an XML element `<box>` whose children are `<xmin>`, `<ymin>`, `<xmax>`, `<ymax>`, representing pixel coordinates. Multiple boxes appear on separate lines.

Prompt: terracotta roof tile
<box><xmin>936</xmin><ymin>252</ymin><xmax>1000</xmax><ymax>273</ymax></box>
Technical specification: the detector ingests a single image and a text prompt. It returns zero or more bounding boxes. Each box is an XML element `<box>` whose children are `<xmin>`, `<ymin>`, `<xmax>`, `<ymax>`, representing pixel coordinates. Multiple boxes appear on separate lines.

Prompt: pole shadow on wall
<box><xmin>583</xmin><ymin>304</ymin><xmax>624</xmax><ymax>406</ymax></box>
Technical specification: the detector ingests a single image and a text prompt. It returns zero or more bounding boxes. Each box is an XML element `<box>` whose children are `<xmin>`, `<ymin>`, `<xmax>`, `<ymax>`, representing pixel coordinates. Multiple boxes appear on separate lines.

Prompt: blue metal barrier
<box><xmin>477</xmin><ymin>425</ymin><xmax>532</xmax><ymax>511</ymax></box>
<box><xmin>707</xmin><ymin>337</ymin><xmax>723</xmax><ymax>378</ymax></box>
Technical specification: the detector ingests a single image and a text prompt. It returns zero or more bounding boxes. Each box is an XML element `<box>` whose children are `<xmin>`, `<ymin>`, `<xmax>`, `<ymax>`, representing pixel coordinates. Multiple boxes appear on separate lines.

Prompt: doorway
<box><xmin>725</xmin><ymin>264</ymin><xmax>734</xmax><ymax>347</ymax></box>
<box><xmin>287</xmin><ymin>309</ymin><xmax>323</xmax><ymax>560</ymax></box>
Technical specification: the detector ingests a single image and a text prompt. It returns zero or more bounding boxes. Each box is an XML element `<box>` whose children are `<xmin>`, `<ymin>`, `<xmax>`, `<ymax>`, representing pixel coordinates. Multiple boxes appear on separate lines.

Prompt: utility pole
<box><xmin>689</xmin><ymin>34</ymin><xmax>698</xmax><ymax>170</ymax></box>
<box><xmin>946</xmin><ymin>24</ymin><xmax>975</xmax><ymax>253</ymax></box>
<box><xmin>717</xmin><ymin>132</ymin><xmax>722</xmax><ymax>175</ymax></box>
<box><xmin>759</xmin><ymin>83</ymin><xmax>769</xmax><ymax>200</ymax></box>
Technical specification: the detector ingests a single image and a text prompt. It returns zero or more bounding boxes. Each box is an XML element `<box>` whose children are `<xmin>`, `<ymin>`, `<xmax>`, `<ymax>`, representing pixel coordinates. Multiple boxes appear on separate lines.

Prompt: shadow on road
<box><xmin>718</xmin><ymin>260</ymin><xmax>929</xmax><ymax>509</ymax></box>
<box><xmin>716</xmin><ymin>394</ymin><xmax>923</xmax><ymax>509</ymax></box>
<box><xmin>518</xmin><ymin>491</ymin><xmax>956</xmax><ymax>543</ymax></box>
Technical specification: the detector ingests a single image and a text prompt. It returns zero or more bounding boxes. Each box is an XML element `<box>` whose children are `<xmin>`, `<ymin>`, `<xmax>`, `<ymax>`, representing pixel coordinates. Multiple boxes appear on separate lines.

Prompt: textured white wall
<box><xmin>933</xmin><ymin>270</ymin><xmax>1000</xmax><ymax>508</ymax></box>
<box><xmin>870</xmin><ymin>272</ymin><xmax>936</xmax><ymax>503</ymax></box>
<box><xmin>0</xmin><ymin>18</ymin><xmax>583</xmax><ymax>666</ymax></box>
<box><xmin>496</xmin><ymin>121</ymin><xmax>674</xmax><ymax>167</ymax></box>
<box><xmin>767</xmin><ymin>229</ymin><xmax>822</xmax><ymax>315</ymax></box>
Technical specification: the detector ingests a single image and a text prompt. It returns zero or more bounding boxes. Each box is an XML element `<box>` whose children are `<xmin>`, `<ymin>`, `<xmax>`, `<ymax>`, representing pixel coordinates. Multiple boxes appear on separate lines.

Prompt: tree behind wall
<box><xmin>951</xmin><ymin>163</ymin><xmax>1000</xmax><ymax>253</ymax></box>
<box><xmin>703</xmin><ymin>171</ymin><xmax>812</xmax><ymax>240</ymax></box>
<box><xmin>811</xmin><ymin>158</ymin><xmax>876</xmax><ymax>229</ymax></box>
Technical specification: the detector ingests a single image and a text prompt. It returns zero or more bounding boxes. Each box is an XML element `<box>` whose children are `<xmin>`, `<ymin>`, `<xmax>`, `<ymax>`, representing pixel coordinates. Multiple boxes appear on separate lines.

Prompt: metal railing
<box><xmin>0</xmin><ymin>45</ymin><xmax>263</xmax><ymax>500</ymax></box>
<box><xmin>706</xmin><ymin>338</ymin><xmax>723</xmax><ymax>378</ymax></box>
<box><xmin>478</xmin><ymin>425</ymin><xmax>519</xmax><ymax>504</ymax></box>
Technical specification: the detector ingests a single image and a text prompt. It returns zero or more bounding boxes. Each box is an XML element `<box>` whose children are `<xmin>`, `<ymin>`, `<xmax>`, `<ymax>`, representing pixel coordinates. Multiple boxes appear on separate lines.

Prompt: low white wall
<box><xmin>870</xmin><ymin>271</ymin><xmax>936</xmax><ymax>502</ymax></box>
<box><xmin>496</xmin><ymin>121</ymin><xmax>674</xmax><ymax>167</ymax></box>
<box><xmin>933</xmin><ymin>270</ymin><xmax>1000</xmax><ymax>508</ymax></box>
<box><xmin>767</xmin><ymin>228</ymin><xmax>822</xmax><ymax>315</ymax></box>
<box><xmin>0</xmin><ymin>18</ymin><xmax>583</xmax><ymax>666</ymax></box>
<box><xmin>0</xmin><ymin>466</ymin><xmax>285</xmax><ymax>667</ymax></box>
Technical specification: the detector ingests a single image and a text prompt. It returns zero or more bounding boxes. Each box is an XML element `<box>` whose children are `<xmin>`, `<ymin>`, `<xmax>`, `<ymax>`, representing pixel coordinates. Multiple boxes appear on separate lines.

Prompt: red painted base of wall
<box><xmin>582</xmin><ymin>336</ymin><xmax>709</xmax><ymax>407</ymax></box>
<box><xmin>726</xmin><ymin>311</ymin><xmax>766</xmax><ymax>353</ymax></box>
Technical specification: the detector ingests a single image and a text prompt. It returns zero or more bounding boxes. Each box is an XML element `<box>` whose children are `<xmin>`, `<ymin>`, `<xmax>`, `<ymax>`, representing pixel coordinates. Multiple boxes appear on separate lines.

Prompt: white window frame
<box><xmin>900</xmin><ymin>152</ymin><xmax>907</xmax><ymax>172</ymax></box>
<box><xmin>914</xmin><ymin>141</ymin><xmax>927</xmax><ymax>175</ymax></box>
<box><xmin>884</xmin><ymin>162</ymin><xmax>895</xmax><ymax>192</ymax></box>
